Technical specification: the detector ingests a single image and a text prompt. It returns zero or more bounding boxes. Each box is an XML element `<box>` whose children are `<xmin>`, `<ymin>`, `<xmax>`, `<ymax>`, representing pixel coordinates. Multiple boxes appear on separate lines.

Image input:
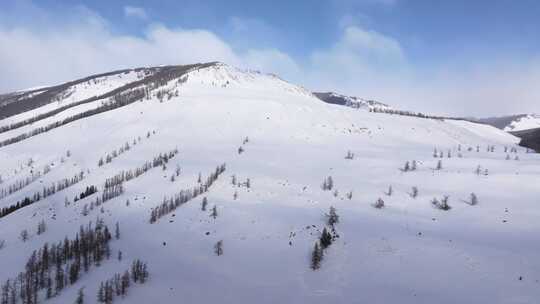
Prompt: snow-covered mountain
<box><xmin>0</xmin><ymin>62</ymin><xmax>539</xmax><ymax>304</ymax></box>
<box><xmin>503</xmin><ymin>114</ymin><xmax>540</xmax><ymax>132</ymax></box>
<box><xmin>476</xmin><ymin>113</ymin><xmax>540</xmax><ymax>132</ymax></box>
<box><xmin>313</xmin><ymin>91</ymin><xmax>392</xmax><ymax>111</ymax></box>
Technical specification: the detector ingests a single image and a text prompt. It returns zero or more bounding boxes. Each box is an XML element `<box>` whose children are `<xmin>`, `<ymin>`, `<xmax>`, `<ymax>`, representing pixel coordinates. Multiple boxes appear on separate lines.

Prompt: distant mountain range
<box><xmin>476</xmin><ymin>114</ymin><xmax>540</xmax><ymax>132</ymax></box>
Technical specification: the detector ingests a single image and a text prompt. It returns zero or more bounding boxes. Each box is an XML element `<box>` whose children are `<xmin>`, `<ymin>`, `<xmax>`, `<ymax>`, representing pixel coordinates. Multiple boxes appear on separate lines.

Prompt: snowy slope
<box><xmin>0</xmin><ymin>63</ymin><xmax>539</xmax><ymax>304</ymax></box>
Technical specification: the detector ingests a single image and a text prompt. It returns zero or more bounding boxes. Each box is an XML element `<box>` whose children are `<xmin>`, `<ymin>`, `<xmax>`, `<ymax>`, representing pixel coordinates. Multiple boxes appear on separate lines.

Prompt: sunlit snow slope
<box><xmin>0</xmin><ymin>62</ymin><xmax>538</xmax><ymax>304</ymax></box>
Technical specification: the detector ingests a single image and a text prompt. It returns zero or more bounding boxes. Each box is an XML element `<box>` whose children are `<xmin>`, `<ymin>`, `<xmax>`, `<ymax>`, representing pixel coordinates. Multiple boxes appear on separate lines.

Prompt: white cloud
<box><xmin>124</xmin><ymin>6</ymin><xmax>148</xmax><ymax>20</ymax></box>
<box><xmin>0</xmin><ymin>4</ymin><xmax>538</xmax><ymax>116</ymax></box>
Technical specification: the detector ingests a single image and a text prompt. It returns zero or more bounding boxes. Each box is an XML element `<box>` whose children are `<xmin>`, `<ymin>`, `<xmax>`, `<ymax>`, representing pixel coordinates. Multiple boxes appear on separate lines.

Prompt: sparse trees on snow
<box><xmin>432</xmin><ymin>196</ymin><xmax>451</xmax><ymax>210</ymax></box>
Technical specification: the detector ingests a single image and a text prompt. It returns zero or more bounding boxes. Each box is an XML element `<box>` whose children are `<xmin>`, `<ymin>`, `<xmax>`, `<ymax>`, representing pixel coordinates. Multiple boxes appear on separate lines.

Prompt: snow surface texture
<box><xmin>504</xmin><ymin>114</ymin><xmax>540</xmax><ymax>132</ymax></box>
<box><xmin>0</xmin><ymin>63</ymin><xmax>539</xmax><ymax>304</ymax></box>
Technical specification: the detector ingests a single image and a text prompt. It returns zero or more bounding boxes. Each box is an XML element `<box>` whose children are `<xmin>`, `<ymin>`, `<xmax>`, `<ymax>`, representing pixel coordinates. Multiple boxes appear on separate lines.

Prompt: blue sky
<box><xmin>1</xmin><ymin>0</ymin><xmax>539</xmax><ymax>116</ymax></box>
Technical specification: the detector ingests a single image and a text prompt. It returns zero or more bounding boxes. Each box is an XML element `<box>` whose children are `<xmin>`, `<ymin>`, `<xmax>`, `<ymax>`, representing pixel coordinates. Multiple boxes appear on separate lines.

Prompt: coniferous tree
<box><xmin>210</xmin><ymin>206</ymin><xmax>218</xmax><ymax>219</ymax></box>
<box><xmin>385</xmin><ymin>185</ymin><xmax>393</xmax><ymax>196</ymax></box>
<box><xmin>37</xmin><ymin>220</ymin><xmax>46</xmax><ymax>235</ymax></box>
<box><xmin>97</xmin><ymin>282</ymin><xmax>105</xmax><ymax>303</ymax></box>
<box><xmin>320</xmin><ymin>228</ymin><xmax>332</xmax><ymax>249</ymax></box>
<box><xmin>20</xmin><ymin>230</ymin><xmax>28</xmax><ymax>242</ymax></box>
<box><xmin>326</xmin><ymin>206</ymin><xmax>339</xmax><ymax>226</ymax></box>
<box><xmin>436</xmin><ymin>160</ymin><xmax>443</xmax><ymax>170</ymax></box>
<box><xmin>470</xmin><ymin>193</ymin><xmax>478</xmax><ymax>206</ymax></box>
<box><xmin>310</xmin><ymin>242</ymin><xmax>323</xmax><ymax>270</ymax></box>
<box><xmin>214</xmin><ymin>240</ymin><xmax>223</xmax><ymax>256</ymax></box>
<box><xmin>121</xmin><ymin>271</ymin><xmax>130</xmax><ymax>296</ymax></box>
<box><xmin>75</xmin><ymin>287</ymin><xmax>84</xmax><ymax>304</ymax></box>
<box><xmin>402</xmin><ymin>161</ymin><xmax>410</xmax><ymax>172</ymax></box>
<box><xmin>201</xmin><ymin>197</ymin><xmax>208</xmax><ymax>211</ymax></box>
<box><xmin>373</xmin><ymin>198</ymin><xmax>385</xmax><ymax>209</ymax></box>
<box><xmin>410</xmin><ymin>186</ymin><xmax>419</xmax><ymax>198</ymax></box>
<box><xmin>115</xmin><ymin>222</ymin><xmax>120</xmax><ymax>240</ymax></box>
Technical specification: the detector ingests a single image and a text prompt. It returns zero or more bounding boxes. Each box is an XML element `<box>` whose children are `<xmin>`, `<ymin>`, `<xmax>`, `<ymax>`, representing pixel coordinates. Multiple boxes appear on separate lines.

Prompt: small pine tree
<box><xmin>402</xmin><ymin>161</ymin><xmax>410</xmax><ymax>172</ymax></box>
<box><xmin>470</xmin><ymin>193</ymin><xmax>478</xmax><ymax>206</ymax></box>
<box><xmin>310</xmin><ymin>242</ymin><xmax>323</xmax><ymax>270</ymax></box>
<box><xmin>385</xmin><ymin>185</ymin><xmax>393</xmax><ymax>196</ymax></box>
<box><xmin>97</xmin><ymin>283</ymin><xmax>105</xmax><ymax>303</ymax></box>
<box><xmin>201</xmin><ymin>197</ymin><xmax>208</xmax><ymax>211</ymax></box>
<box><xmin>410</xmin><ymin>186</ymin><xmax>418</xmax><ymax>198</ymax></box>
<box><xmin>320</xmin><ymin>227</ymin><xmax>333</xmax><ymax>249</ymax></box>
<box><xmin>210</xmin><ymin>206</ymin><xmax>218</xmax><ymax>219</ymax></box>
<box><xmin>436</xmin><ymin>160</ymin><xmax>443</xmax><ymax>170</ymax></box>
<box><xmin>214</xmin><ymin>240</ymin><xmax>223</xmax><ymax>256</ymax></box>
<box><xmin>75</xmin><ymin>288</ymin><xmax>84</xmax><ymax>304</ymax></box>
<box><xmin>373</xmin><ymin>198</ymin><xmax>385</xmax><ymax>209</ymax></box>
<box><xmin>326</xmin><ymin>206</ymin><xmax>339</xmax><ymax>226</ymax></box>
<box><xmin>20</xmin><ymin>229</ymin><xmax>28</xmax><ymax>242</ymax></box>
<box><xmin>115</xmin><ymin>222</ymin><xmax>120</xmax><ymax>240</ymax></box>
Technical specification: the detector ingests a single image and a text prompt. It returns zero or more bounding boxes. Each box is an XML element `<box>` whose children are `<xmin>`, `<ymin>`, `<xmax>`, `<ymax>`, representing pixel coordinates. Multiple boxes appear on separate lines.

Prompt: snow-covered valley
<box><xmin>0</xmin><ymin>63</ymin><xmax>539</xmax><ymax>304</ymax></box>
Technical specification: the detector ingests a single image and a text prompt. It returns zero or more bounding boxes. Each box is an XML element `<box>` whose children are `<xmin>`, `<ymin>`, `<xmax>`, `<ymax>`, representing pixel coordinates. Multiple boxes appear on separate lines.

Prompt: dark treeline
<box><xmin>104</xmin><ymin>149</ymin><xmax>179</xmax><ymax>190</ymax></box>
<box><xmin>150</xmin><ymin>163</ymin><xmax>226</xmax><ymax>223</ymax></box>
<box><xmin>0</xmin><ymin>88</ymin><xmax>148</xmax><ymax>148</ymax></box>
<box><xmin>0</xmin><ymin>172</ymin><xmax>84</xmax><ymax>219</ymax></box>
<box><xmin>96</xmin><ymin>260</ymin><xmax>149</xmax><ymax>304</ymax></box>
<box><xmin>0</xmin><ymin>63</ymin><xmax>214</xmax><ymax>144</ymax></box>
<box><xmin>82</xmin><ymin>149</ymin><xmax>178</xmax><ymax>216</ymax></box>
<box><xmin>75</xmin><ymin>185</ymin><xmax>98</xmax><ymax>202</ymax></box>
<box><xmin>81</xmin><ymin>184</ymin><xmax>124</xmax><ymax>217</ymax></box>
<box><xmin>0</xmin><ymin>219</ymin><xmax>114</xmax><ymax>304</ymax></box>
<box><xmin>0</xmin><ymin>170</ymin><xmax>45</xmax><ymax>200</ymax></box>
<box><xmin>98</xmin><ymin>131</ymin><xmax>156</xmax><ymax>167</ymax></box>
<box><xmin>369</xmin><ymin>107</ymin><xmax>470</xmax><ymax>122</ymax></box>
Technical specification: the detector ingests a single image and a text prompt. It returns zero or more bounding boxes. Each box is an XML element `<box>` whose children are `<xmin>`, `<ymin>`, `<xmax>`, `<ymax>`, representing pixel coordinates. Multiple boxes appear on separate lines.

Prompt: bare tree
<box><xmin>20</xmin><ymin>229</ymin><xmax>29</xmax><ymax>242</ymax></box>
<box><xmin>409</xmin><ymin>186</ymin><xmax>418</xmax><ymax>198</ymax></box>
